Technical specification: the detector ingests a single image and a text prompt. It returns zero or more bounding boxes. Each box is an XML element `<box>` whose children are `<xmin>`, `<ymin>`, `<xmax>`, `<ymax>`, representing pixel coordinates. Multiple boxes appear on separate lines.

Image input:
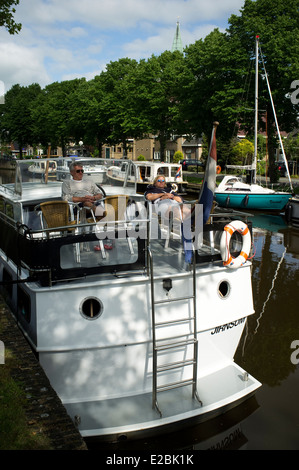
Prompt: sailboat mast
<box><xmin>258</xmin><ymin>43</ymin><xmax>293</xmax><ymax>192</ymax></box>
<box><xmin>253</xmin><ymin>35</ymin><xmax>259</xmax><ymax>184</ymax></box>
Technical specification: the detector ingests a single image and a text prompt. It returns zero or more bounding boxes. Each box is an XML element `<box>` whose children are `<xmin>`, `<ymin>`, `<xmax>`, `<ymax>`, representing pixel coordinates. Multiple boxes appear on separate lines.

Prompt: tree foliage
<box><xmin>0</xmin><ymin>83</ymin><xmax>41</xmax><ymax>157</ymax></box>
<box><xmin>0</xmin><ymin>0</ymin><xmax>21</xmax><ymax>34</ymax></box>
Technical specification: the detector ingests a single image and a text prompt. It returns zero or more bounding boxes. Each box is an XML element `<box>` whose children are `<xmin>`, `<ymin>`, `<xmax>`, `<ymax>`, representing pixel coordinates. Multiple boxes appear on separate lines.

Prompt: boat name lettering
<box><xmin>211</xmin><ymin>318</ymin><xmax>246</xmax><ymax>335</ymax></box>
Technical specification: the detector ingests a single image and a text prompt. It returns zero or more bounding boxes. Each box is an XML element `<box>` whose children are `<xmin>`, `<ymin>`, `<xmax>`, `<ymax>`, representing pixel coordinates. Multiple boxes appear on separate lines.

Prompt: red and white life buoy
<box><xmin>220</xmin><ymin>220</ymin><xmax>251</xmax><ymax>268</ymax></box>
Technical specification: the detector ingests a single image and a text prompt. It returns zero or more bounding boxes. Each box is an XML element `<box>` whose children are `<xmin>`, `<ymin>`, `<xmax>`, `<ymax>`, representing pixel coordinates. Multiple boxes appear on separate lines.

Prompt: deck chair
<box><xmin>146</xmin><ymin>197</ymin><xmax>183</xmax><ymax>249</ymax></box>
<box><xmin>35</xmin><ymin>200</ymin><xmax>80</xmax><ymax>231</ymax></box>
<box><xmin>99</xmin><ymin>195</ymin><xmax>134</xmax><ymax>255</ymax></box>
<box><xmin>34</xmin><ymin>200</ymin><xmax>81</xmax><ymax>261</ymax></box>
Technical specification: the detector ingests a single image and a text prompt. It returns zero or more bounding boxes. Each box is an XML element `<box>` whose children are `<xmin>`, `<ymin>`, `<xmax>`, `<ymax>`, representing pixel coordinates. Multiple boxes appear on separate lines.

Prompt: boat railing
<box><xmin>0</xmin><ymin>197</ymin><xmax>252</xmax><ymax>287</ymax></box>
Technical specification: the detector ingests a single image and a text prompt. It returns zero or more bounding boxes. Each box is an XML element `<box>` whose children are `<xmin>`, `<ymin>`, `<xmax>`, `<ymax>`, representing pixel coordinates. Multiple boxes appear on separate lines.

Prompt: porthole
<box><xmin>218</xmin><ymin>280</ymin><xmax>231</xmax><ymax>299</ymax></box>
<box><xmin>80</xmin><ymin>297</ymin><xmax>103</xmax><ymax>320</ymax></box>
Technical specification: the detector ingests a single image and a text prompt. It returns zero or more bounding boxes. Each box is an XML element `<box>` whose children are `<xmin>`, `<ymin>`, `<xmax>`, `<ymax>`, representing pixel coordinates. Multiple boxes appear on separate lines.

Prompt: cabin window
<box><xmin>80</xmin><ymin>297</ymin><xmax>103</xmax><ymax>321</ymax></box>
<box><xmin>0</xmin><ymin>198</ymin><xmax>14</xmax><ymax>218</ymax></box>
<box><xmin>5</xmin><ymin>203</ymin><xmax>14</xmax><ymax>219</ymax></box>
<box><xmin>171</xmin><ymin>167</ymin><xmax>180</xmax><ymax>177</ymax></box>
<box><xmin>157</xmin><ymin>167</ymin><xmax>169</xmax><ymax>177</ymax></box>
<box><xmin>60</xmin><ymin>238</ymin><xmax>139</xmax><ymax>270</ymax></box>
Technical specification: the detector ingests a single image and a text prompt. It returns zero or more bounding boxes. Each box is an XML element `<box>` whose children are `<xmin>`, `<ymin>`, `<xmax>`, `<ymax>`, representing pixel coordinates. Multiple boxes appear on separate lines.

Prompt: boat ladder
<box><xmin>148</xmin><ymin>247</ymin><xmax>202</xmax><ymax>417</ymax></box>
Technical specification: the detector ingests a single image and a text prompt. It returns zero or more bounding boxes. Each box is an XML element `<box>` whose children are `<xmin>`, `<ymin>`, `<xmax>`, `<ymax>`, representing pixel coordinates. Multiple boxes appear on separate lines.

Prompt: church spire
<box><xmin>171</xmin><ymin>19</ymin><xmax>183</xmax><ymax>53</ymax></box>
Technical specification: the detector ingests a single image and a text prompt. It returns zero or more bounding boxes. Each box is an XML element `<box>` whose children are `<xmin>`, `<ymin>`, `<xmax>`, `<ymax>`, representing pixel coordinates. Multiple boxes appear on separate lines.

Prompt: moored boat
<box><xmin>27</xmin><ymin>159</ymin><xmax>57</xmax><ymax>178</ymax></box>
<box><xmin>106</xmin><ymin>160</ymin><xmax>187</xmax><ymax>194</ymax></box>
<box><xmin>215</xmin><ymin>175</ymin><xmax>292</xmax><ymax>211</ymax></box>
<box><xmin>56</xmin><ymin>157</ymin><xmax>107</xmax><ymax>184</ymax></box>
<box><xmin>214</xmin><ymin>37</ymin><xmax>292</xmax><ymax>211</ymax></box>
<box><xmin>285</xmin><ymin>196</ymin><xmax>299</xmax><ymax>227</ymax></box>
<box><xmin>0</xmin><ymin>150</ymin><xmax>261</xmax><ymax>441</ymax></box>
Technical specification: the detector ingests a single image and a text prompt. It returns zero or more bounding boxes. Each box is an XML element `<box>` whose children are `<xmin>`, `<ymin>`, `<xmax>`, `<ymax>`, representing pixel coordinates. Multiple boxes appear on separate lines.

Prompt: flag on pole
<box><xmin>175</xmin><ymin>165</ymin><xmax>182</xmax><ymax>179</ymax></box>
<box><xmin>198</xmin><ymin>121</ymin><xmax>218</xmax><ymax>224</ymax></box>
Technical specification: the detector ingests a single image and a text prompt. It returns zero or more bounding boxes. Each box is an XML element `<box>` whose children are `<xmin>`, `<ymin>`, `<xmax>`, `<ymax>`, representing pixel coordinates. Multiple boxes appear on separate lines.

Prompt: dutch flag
<box><xmin>197</xmin><ymin>122</ymin><xmax>218</xmax><ymax>224</ymax></box>
<box><xmin>175</xmin><ymin>166</ymin><xmax>182</xmax><ymax>179</ymax></box>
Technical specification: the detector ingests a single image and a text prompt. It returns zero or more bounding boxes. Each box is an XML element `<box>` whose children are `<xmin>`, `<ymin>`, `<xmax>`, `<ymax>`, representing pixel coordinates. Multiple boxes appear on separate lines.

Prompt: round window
<box><xmin>80</xmin><ymin>297</ymin><xmax>103</xmax><ymax>320</ymax></box>
<box><xmin>218</xmin><ymin>280</ymin><xmax>230</xmax><ymax>299</ymax></box>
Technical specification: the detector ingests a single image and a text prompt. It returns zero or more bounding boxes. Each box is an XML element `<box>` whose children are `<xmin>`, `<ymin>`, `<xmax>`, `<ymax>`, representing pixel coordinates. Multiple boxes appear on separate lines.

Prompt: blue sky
<box><xmin>0</xmin><ymin>0</ymin><xmax>245</xmax><ymax>92</ymax></box>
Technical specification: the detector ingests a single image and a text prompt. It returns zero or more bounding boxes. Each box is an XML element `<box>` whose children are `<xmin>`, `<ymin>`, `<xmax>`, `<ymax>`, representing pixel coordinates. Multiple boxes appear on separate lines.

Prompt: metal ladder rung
<box><xmin>155</xmin><ymin>338</ymin><xmax>197</xmax><ymax>352</ymax></box>
<box><xmin>157</xmin><ymin>359</ymin><xmax>195</xmax><ymax>373</ymax></box>
<box><xmin>155</xmin><ymin>316</ymin><xmax>195</xmax><ymax>327</ymax></box>
<box><xmin>157</xmin><ymin>378</ymin><xmax>196</xmax><ymax>393</ymax></box>
<box><xmin>148</xmin><ymin>245</ymin><xmax>202</xmax><ymax>417</ymax></box>
<box><xmin>154</xmin><ymin>295</ymin><xmax>194</xmax><ymax>305</ymax></box>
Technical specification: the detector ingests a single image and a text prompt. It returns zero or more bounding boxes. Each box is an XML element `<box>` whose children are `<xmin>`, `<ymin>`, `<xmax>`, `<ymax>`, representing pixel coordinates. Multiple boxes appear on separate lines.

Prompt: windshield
<box><xmin>12</xmin><ymin>157</ymin><xmax>185</xmax><ymax>197</ymax></box>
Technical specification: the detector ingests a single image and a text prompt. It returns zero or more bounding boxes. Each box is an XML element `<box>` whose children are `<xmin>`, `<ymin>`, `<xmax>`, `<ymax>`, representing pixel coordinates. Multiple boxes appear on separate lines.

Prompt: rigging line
<box><xmin>253</xmin><ymin>246</ymin><xmax>287</xmax><ymax>336</ymax></box>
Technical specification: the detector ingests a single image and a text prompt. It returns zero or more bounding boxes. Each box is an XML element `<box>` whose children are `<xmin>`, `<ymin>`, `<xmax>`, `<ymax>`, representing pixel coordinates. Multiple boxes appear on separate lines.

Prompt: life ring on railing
<box><xmin>220</xmin><ymin>220</ymin><xmax>251</xmax><ymax>269</ymax></box>
<box><xmin>171</xmin><ymin>183</ymin><xmax>178</xmax><ymax>192</ymax></box>
<box><xmin>216</xmin><ymin>165</ymin><xmax>221</xmax><ymax>174</ymax></box>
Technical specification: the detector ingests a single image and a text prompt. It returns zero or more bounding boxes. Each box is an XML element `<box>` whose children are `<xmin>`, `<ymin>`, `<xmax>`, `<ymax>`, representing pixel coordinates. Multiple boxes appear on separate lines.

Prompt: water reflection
<box><xmin>0</xmin><ymin>170</ymin><xmax>15</xmax><ymax>184</ymax></box>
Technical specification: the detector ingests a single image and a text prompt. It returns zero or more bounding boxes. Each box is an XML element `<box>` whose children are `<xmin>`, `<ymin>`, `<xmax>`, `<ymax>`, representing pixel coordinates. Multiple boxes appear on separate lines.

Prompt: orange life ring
<box><xmin>220</xmin><ymin>220</ymin><xmax>251</xmax><ymax>269</ymax></box>
<box><xmin>216</xmin><ymin>165</ymin><xmax>221</xmax><ymax>174</ymax></box>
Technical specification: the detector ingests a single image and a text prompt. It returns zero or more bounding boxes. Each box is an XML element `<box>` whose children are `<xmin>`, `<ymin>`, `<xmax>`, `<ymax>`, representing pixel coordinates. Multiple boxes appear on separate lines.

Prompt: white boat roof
<box><xmin>0</xmin><ymin>158</ymin><xmax>163</xmax><ymax>203</ymax></box>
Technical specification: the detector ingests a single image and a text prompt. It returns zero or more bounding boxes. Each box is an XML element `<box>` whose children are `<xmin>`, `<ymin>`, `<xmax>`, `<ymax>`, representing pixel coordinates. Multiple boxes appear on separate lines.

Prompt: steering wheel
<box><xmin>97</xmin><ymin>185</ymin><xmax>106</xmax><ymax>198</ymax></box>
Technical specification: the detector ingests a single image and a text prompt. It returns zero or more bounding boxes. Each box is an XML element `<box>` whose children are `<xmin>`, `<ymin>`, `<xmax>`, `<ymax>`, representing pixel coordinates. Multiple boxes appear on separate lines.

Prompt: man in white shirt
<box><xmin>62</xmin><ymin>162</ymin><xmax>105</xmax><ymax>216</ymax></box>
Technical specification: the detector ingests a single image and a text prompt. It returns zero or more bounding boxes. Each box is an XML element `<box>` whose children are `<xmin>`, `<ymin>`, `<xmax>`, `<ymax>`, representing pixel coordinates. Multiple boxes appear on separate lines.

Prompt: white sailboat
<box><xmin>215</xmin><ymin>36</ymin><xmax>292</xmax><ymax>211</ymax></box>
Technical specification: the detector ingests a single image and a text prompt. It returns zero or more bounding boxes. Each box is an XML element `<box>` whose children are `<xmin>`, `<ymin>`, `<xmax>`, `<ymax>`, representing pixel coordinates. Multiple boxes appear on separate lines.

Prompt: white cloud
<box><xmin>0</xmin><ymin>42</ymin><xmax>50</xmax><ymax>91</ymax></box>
<box><xmin>0</xmin><ymin>0</ymin><xmax>245</xmax><ymax>90</ymax></box>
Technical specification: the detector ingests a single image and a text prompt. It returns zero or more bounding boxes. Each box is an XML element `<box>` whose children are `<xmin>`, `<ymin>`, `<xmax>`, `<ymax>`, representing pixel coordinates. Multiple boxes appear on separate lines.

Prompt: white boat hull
<box><xmin>1</xmin><ymin>256</ymin><xmax>260</xmax><ymax>439</ymax></box>
<box><xmin>0</xmin><ymin>157</ymin><xmax>261</xmax><ymax>441</ymax></box>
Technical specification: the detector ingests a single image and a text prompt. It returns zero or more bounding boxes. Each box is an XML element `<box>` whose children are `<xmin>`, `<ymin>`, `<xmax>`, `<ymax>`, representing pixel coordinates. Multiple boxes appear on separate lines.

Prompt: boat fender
<box><xmin>243</xmin><ymin>194</ymin><xmax>249</xmax><ymax>207</ymax></box>
<box><xmin>220</xmin><ymin>220</ymin><xmax>251</xmax><ymax>269</ymax></box>
<box><xmin>225</xmin><ymin>195</ymin><xmax>230</xmax><ymax>207</ymax></box>
<box><xmin>216</xmin><ymin>165</ymin><xmax>221</xmax><ymax>174</ymax></box>
<box><xmin>285</xmin><ymin>202</ymin><xmax>292</xmax><ymax>224</ymax></box>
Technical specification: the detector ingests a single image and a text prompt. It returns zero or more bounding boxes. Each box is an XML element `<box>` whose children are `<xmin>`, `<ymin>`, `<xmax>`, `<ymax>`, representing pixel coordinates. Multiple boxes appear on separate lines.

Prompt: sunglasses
<box><xmin>75</xmin><ymin>169</ymin><xmax>84</xmax><ymax>173</ymax></box>
<box><xmin>157</xmin><ymin>179</ymin><xmax>165</xmax><ymax>183</ymax></box>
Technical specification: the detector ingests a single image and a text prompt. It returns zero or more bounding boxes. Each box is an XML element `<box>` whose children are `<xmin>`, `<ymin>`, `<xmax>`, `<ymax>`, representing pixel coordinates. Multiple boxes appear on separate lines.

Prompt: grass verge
<box><xmin>0</xmin><ymin>347</ymin><xmax>51</xmax><ymax>450</ymax></box>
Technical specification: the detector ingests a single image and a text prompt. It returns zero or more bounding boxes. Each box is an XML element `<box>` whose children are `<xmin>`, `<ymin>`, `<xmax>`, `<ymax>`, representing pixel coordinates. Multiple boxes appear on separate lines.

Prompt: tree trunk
<box><xmin>159</xmin><ymin>134</ymin><xmax>167</xmax><ymax>162</ymax></box>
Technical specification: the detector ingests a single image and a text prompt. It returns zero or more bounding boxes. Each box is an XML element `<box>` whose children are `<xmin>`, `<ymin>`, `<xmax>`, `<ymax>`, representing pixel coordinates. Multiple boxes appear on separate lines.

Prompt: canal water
<box><xmin>1</xmin><ymin>169</ymin><xmax>298</xmax><ymax>450</ymax></box>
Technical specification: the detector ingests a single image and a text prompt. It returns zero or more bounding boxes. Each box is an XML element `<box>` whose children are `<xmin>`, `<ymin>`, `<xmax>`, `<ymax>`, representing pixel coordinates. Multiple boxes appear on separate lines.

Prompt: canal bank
<box><xmin>0</xmin><ymin>296</ymin><xmax>87</xmax><ymax>450</ymax></box>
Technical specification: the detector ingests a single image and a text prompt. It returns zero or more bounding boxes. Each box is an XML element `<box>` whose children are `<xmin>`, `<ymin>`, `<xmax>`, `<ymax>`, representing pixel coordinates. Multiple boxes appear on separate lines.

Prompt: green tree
<box><xmin>99</xmin><ymin>58</ymin><xmax>144</xmax><ymax>156</ymax></box>
<box><xmin>0</xmin><ymin>0</ymin><xmax>21</xmax><ymax>34</ymax></box>
<box><xmin>31</xmin><ymin>79</ymin><xmax>85</xmax><ymax>156</ymax></box>
<box><xmin>133</xmin><ymin>51</ymin><xmax>187</xmax><ymax>161</ymax></box>
<box><xmin>0</xmin><ymin>83</ymin><xmax>41</xmax><ymax>157</ymax></box>
<box><xmin>228</xmin><ymin>0</ymin><xmax>299</xmax><ymax>181</ymax></box>
<box><xmin>231</xmin><ymin>138</ymin><xmax>254</xmax><ymax>165</ymax></box>
<box><xmin>184</xmin><ymin>29</ymin><xmax>249</xmax><ymax>141</ymax></box>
